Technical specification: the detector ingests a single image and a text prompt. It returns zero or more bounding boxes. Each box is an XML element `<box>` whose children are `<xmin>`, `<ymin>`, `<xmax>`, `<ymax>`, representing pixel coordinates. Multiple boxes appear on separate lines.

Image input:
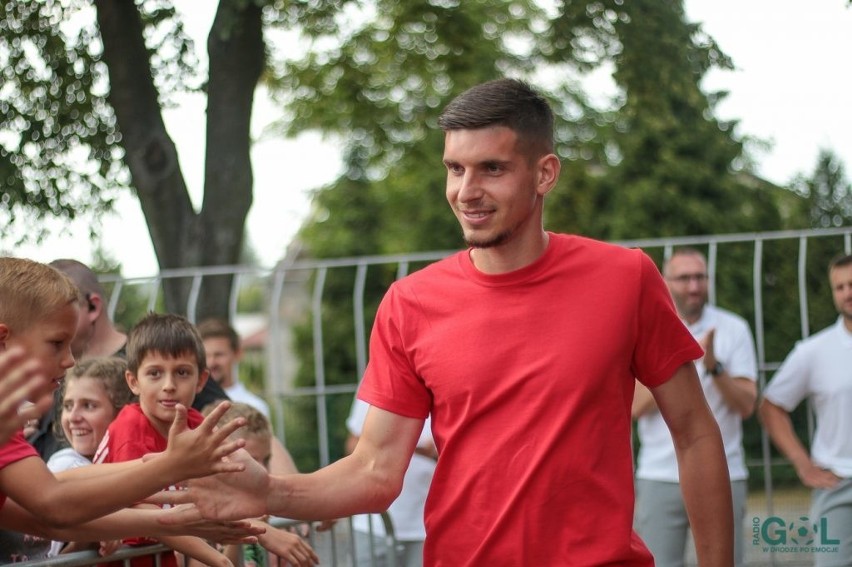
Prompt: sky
<box><xmin>6</xmin><ymin>0</ymin><xmax>852</xmax><ymax>277</ymax></box>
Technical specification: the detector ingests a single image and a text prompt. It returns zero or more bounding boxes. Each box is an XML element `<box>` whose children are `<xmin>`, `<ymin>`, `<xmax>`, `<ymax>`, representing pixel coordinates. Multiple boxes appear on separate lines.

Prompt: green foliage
<box><xmin>0</xmin><ymin>0</ymin><xmax>199</xmax><ymax>242</ymax></box>
<box><xmin>793</xmin><ymin>149</ymin><xmax>852</xmax><ymax>229</ymax></box>
<box><xmin>0</xmin><ymin>0</ymin><xmax>120</xmax><ymax>238</ymax></box>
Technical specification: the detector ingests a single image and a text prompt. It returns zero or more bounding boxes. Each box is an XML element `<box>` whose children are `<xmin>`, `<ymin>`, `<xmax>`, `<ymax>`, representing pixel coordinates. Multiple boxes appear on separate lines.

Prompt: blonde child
<box><xmin>201</xmin><ymin>403</ymin><xmax>318</xmax><ymax>567</ymax></box>
<box><xmin>46</xmin><ymin>357</ymin><xmax>137</xmax><ymax>557</ymax></box>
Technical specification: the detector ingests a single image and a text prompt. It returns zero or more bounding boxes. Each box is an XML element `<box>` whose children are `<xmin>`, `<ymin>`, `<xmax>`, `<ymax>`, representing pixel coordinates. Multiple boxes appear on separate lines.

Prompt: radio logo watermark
<box><xmin>753</xmin><ymin>515</ymin><xmax>839</xmax><ymax>554</ymax></box>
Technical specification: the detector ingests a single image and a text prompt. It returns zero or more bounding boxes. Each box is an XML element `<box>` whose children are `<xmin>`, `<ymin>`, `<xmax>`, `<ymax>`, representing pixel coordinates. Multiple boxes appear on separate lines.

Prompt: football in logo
<box><xmin>788</xmin><ymin>516</ymin><xmax>817</xmax><ymax>546</ymax></box>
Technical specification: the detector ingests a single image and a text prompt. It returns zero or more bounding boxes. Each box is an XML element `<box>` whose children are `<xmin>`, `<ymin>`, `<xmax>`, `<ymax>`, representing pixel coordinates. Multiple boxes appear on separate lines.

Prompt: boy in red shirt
<box><xmin>94</xmin><ymin>312</ymin><xmax>233</xmax><ymax>567</ymax></box>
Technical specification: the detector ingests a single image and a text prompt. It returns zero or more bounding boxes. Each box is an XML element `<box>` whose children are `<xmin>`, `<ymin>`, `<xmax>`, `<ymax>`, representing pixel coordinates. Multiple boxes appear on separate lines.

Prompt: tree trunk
<box><xmin>94</xmin><ymin>0</ymin><xmax>264</xmax><ymax>320</ymax></box>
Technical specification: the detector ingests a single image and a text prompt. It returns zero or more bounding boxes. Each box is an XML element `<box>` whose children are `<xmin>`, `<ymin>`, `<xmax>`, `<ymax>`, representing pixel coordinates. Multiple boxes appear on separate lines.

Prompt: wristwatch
<box><xmin>708</xmin><ymin>361</ymin><xmax>724</xmax><ymax>377</ymax></box>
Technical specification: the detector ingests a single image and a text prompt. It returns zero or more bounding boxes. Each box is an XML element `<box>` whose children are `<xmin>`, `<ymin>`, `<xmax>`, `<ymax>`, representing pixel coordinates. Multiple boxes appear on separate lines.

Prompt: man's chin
<box><xmin>464</xmin><ymin>230</ymin><xmax>511</xmax><ymax>249</ymax></box>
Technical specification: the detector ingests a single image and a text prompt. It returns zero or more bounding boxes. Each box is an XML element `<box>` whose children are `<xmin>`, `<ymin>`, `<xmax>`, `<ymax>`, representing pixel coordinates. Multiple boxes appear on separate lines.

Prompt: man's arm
<box><xmin>757</xmin><ymin>398</ymin><xmax>840</xmax><ymax>489</ymax></box>
<box><xmin>268</xmin><ymin>436</ymin><xmax>299</xmax><ymax>475</ymax></box>
<box><xmin>168</xmin><ymin>407</ymin><xmax>424</xmax><ymax>522</ymax></box>
<box><xmin>709</xmin><ymin>374</ymin><xmax>757</xmax><ymax>418</ymax></box>
<box><xmin>703</xmin><ymin>329</ymin><xmax>758</xmax><ymax>418</ymax></box>
<box><xmin>652</xmin><ymin>363</ymin><xmax>733</xmax><ymax>567</ymax></box>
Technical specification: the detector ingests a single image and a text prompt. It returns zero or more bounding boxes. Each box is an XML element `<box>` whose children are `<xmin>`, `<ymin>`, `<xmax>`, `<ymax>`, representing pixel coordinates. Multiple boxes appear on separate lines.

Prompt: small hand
<box><xmin>163</xmin><ymin>402</ymin><xmax>248</xmax><ymax>480</ymax></box>
<box><xmin>258</xmin><ymin>524</ymin><xmax>319</xmax><ymax>567</ymax></box>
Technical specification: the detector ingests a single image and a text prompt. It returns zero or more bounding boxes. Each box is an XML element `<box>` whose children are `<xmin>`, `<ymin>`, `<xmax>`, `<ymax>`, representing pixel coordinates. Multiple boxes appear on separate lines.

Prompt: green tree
<box><xmin>0</xmin><ymin>0</ymin><xmax>290</xmax><ymax>320</ymax></box>
<box><xmin>544</xmin><ymin>0</ymin><xmax>785</xmax><ymax>240</ymax></box>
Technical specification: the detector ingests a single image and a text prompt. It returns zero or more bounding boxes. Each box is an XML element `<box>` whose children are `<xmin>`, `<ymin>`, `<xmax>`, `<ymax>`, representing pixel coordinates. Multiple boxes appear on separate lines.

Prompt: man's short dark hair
<box><xmin>437</xmin><ymin>78</ymin><xmax>554</xmax><ymax>157</ymax></box>
<box><xmin>197</xmin><ymin>317</ymin><xmax>240</xmax><ymax>353</ymax></box>
<box><xmin>829</xmin><ymin>253</ymin><xmax>852</xmax><ymax>272</ymax></box>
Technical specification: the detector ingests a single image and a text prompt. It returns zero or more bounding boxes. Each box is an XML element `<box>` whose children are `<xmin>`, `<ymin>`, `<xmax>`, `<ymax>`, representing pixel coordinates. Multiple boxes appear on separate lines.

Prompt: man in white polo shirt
<box><xmin>760</xmin><ymin>253</ymin><xmax>852</xmax><ymax>566</ymax></box>
<box><xmin>633</xmin><ymin>247</ymin><xmax>758</xmax><ymax>567</ymax></box>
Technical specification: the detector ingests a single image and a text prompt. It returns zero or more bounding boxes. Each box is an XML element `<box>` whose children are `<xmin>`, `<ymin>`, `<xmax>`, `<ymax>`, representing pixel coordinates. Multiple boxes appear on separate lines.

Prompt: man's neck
<box><xmin>84</xmin><ymin>326</ymin><xmax>127</xmax><ymax>359</ymax></box>
<box><xmin>470</xmin><ymin>230</ymin><xmax>549</xmax><ymax>275</ymax></box>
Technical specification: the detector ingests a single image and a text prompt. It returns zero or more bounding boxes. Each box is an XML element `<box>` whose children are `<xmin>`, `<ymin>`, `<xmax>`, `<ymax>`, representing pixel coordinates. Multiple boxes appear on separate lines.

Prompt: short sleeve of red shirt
<box><xmin>631</xmin><ymin>251</ymin><xmax>704</xmax><ymax>388</ymax></box>
<box><xmin>358</xmin><ymin>284</ymin><xmax>433</xmax><ymax>419</ymax></box>
<box><xmin>0</xmin><ymin>431</ymin><xmax>38</xmax><ymax>508</ymax></box>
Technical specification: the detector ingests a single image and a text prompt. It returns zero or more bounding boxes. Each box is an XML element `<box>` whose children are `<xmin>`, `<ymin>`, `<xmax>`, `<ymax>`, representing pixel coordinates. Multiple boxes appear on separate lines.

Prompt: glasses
<box><xmin>667</xmin><ymin>273</ymin><xmax>708</xmax><ymax>284</ymax></box>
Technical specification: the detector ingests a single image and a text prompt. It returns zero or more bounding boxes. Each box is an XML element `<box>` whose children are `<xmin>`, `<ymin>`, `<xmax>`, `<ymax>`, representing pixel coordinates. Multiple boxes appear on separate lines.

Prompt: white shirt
<box><xmin>762</xmin><ymin>317</ymin><xmax>852</xmax><ymax>477</ymax></box>
<box><xmin>636</xmin><ymin>304</ymin><xmax>758</xmax><ymax>482</ymax></box>
<box><xmin>347</xmin><ymin>398</ymin><xmax>435</xmax><ymax>541</ymax></box>
<box><xmin>225</xmin><ymin>381</ymin><xmax>270</xmax><ymax>419</ymax></box>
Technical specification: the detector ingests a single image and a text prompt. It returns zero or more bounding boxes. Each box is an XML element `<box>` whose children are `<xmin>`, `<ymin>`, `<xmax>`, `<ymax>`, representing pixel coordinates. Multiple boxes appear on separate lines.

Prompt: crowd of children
<box><xmin>0</xmin><ymin>256</ymin><xmax>318</xmax><ymax>566</ymax></box>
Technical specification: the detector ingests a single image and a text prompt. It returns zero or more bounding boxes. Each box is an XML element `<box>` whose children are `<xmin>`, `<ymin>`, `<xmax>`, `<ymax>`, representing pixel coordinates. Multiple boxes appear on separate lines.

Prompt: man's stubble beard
<box><xmin>464</xmin><ymin>229</ymin><xmax>512</xmax><ymax>249</ymax></box>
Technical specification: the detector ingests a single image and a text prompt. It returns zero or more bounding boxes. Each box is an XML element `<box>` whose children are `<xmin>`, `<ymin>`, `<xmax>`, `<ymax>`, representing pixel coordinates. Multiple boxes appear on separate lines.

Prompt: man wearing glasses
<box><xmin>633</xmin><ymin>247</ymin><xmax>758</xmax><ymax>567</ymax></box>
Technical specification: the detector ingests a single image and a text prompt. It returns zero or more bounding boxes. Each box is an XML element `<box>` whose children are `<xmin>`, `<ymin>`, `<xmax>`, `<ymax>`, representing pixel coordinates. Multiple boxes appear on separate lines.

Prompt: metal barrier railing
<box><xmin>13</xmin><ymin>514</ymin><xmax>400</xmax><ymax>567</ymax></box>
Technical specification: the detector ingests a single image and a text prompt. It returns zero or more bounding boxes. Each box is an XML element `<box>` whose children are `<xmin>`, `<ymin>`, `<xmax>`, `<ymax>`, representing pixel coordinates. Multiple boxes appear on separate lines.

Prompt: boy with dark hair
<box><xmin>93</xmin><ymin>312</ymin><xmax>233</xmax><ymax>567</ymax></box>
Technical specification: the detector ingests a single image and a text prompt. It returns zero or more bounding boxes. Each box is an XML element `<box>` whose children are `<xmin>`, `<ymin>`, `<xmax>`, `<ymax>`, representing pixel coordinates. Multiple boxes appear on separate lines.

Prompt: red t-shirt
<box><xmin>359</xmin><ymin>233</ymin><xmax>703</xmax><ymax>566</ymax></box>
<box><xmin>0</xmin><ymin>431</ymin><xmax>38</xmax><ymax>509</ymax></box>
<box><xmin>93</xmin><ymin>403</ymin><xmax>204</xmax><ymax>567</ymax></box>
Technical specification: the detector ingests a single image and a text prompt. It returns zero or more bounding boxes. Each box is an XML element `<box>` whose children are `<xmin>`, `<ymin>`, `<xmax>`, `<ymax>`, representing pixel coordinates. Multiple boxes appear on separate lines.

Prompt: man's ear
<box><xmin>536</xmin><ymin>153</ymin><xmax>561</xmax><ymax>197</ymax></box>
<box><xmin>125</xmin><ymin>370</ymin><xmax>141</xmax><ymax>396</ymax></box>
<box><xmin>0</xmin><ymin>323</ymin><xmax>9</xmax><ymax>350</ymax></box>
<box><xmin>86</xmin><ymin>293</ymin><xmax>103</xmax><ymax>321</ymax></box>
<box><xmin>196</xmin><ymin>368</ymin><xmax>210</xmax><ymax>394</ymax></box>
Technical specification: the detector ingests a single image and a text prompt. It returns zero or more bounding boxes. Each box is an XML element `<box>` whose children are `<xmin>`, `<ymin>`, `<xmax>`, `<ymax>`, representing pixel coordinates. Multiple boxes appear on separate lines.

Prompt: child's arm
<box><xmin>160</xmin><ymin>534</ymin><xmax>232</xmax><ymax>567</ymax></box>
<box><xmin>0</xmin><ymin>403</ymin><xmax>247</xmax><ymax>528</ymax></box>
<box><xmin>0</xmin><ymin>498</ymin><xmax>263</xmax><ymax>544</ymax></box>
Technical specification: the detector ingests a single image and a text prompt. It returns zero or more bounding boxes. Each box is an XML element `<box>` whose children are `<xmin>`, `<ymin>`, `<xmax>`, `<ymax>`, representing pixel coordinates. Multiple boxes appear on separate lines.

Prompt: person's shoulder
<box><xmin>707</xmin><ymin>304</ymin><xmax>751</xmax><ymax>329</ymax></box>
<box><xmin>799</xmin><ymin>318</ymin><xmax>844</xmax><ymax>348</ymax></box>
<box><xmin>46</xmin><ymin>447</ymin><xmax>91</xmax><ymax>472</ymax></box>
<box><xmin>106</xmin><ymin>403</ymin><xmax>149</xmax><ymax>437</ymax></box>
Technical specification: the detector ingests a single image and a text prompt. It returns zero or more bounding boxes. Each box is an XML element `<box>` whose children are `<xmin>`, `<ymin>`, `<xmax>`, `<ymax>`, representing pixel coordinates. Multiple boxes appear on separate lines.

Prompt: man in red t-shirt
<box><xmin>172</xmin><ymin>78</ymin><xmax>734</xmax><ymax>567</ymax></box>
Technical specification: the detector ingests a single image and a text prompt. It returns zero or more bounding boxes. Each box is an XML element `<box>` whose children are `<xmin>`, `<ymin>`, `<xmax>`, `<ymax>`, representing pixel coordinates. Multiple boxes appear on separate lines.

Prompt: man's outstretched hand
<box><xmin>159</xmin><ymin>448</ymin><xmax>271</xmax><ymax>522</ymax></box>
